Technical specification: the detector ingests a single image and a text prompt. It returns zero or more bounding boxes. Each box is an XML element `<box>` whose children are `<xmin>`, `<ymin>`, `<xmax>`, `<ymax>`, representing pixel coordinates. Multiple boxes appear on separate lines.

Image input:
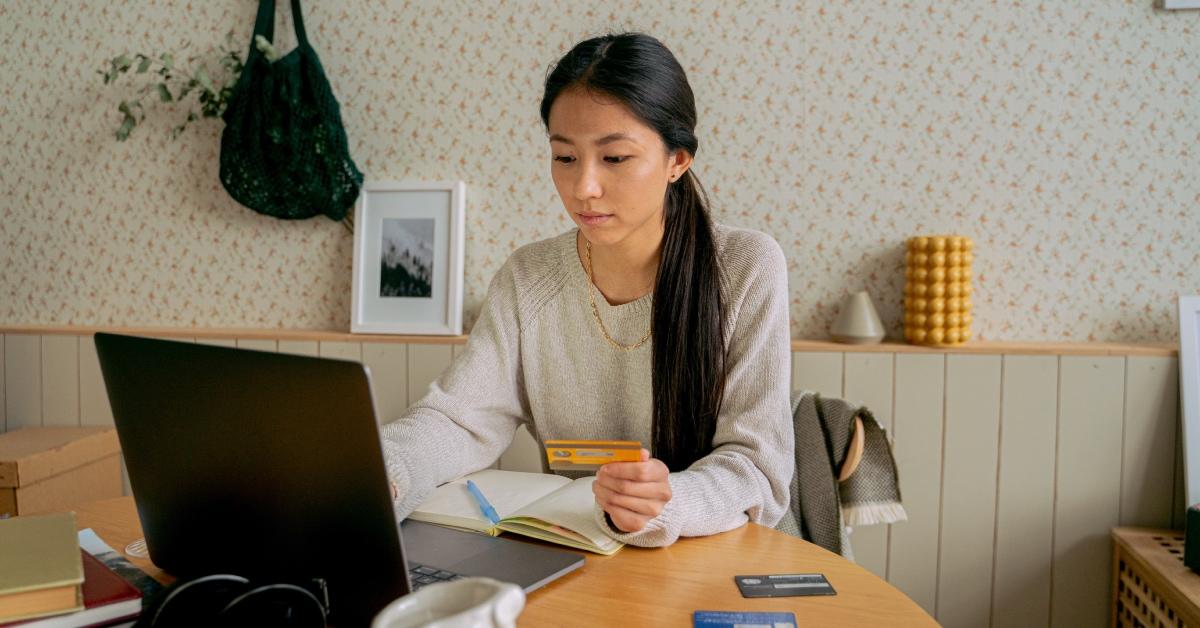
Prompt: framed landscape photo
<box><xmin>351</xmin><ymin>181</ymin><xmax>465</xmax><ymax>335</ymax></box>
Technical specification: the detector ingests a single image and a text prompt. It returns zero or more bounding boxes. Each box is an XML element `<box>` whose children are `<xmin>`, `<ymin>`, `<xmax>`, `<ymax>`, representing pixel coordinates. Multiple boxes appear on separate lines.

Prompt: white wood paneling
<box><xmin>319</xmin><ymin>341</ymin><xmax>362</xmax><ymax>362</ymax></box>
<box><xmin>843</xmin><ymin>354</ymin><xmax>894</xmax><ymax>420</ymax></box>
<box><xmin>5</xmin><ymin>334</ymin><xmax>42</xmax><ymax>429</ymax></box>
<box><xmin>888</xmin><ymin>353</ymin><xmax>944</xmax><ymax>614</ymax></box>
<box><xmin>1052</xmin><ymin>356</ymin><xmax>1125</xmax><ymax>628</ymax></box>
<box><xmin>1121</xmin><ymin>356</ymin><xmax>1178</xmax><ymax>528</ymax></box>
<box><xmin>78</xmin><ymin>336</ymin><xmax>124</xmax><ymax>495</ymax></box>
<box><xmin>937</xmin><ymin>354</ymin><xmax>1002</xmax><ymax>628</ymax></box>
<box><xmin>0</xmin><ymin>335</ymin><xmax>6</xmax><ymax>431</ymax></box>
<box><xmin>78</xmin><ymin>336</ymin><xmax>113</xmax><ymax>426</ymax></box>
<box><xmin>363</xmin><ymin>343</ymin><xmax>408</xmax><ymax>424</ymax></box>
<box><xmin>792</xmin><ymin>352</ymin><xmax>843</xmax><ymax>397</ymax></box>
<box><xmin>236</xmin><ymin>339</ymin><xmax>278</xmax><ymax>352</ymax></box>
<box><xmin>278</xmin><ymin>340</ymin><xmax>319</xmax><ymax>356</ymax></box>
<box><xmin>408</xmin><ymin>344</ymin><xmax>453</xmax><ymax>404</ymax></box>
<box><xmin>1175</xmin><ymin>423</ymin><xmax>1186</xmax><ymax>529</ymax></box>
<box><xmin>992</xmin><ymin>355</ymin><xmax>1058</xmax><ymax>628</ymax></box>
<box><xmin>499</xmin><ymin>425</ymin><xmax>543</xmax><ymax>473</ymax></box>
<box><xmin>195</xmin><ymin>338</ymin><xmax>236</xmax><ymax>348</ymax></box>
<box><xmin>843</xmin><ymin>353</ymin><xmax>894</xmax><ymax>579</ymax></box>
<box><xmin>41</xmin><ymin>335</ymin><xmax>79</xmax><ymax>427</ymax></box>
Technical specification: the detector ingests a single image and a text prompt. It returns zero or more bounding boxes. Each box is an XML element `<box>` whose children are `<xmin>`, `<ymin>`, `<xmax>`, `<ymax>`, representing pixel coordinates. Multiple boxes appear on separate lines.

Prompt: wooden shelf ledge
<box><xmin>791</xmin><ymin>339</ymin><xmax>1177</xmax><ymax>357</ymax></box>
<box><xmin>0</xmin><ymin>325</ymin><xmax>1178</xmax><ymax>357</ymax></box>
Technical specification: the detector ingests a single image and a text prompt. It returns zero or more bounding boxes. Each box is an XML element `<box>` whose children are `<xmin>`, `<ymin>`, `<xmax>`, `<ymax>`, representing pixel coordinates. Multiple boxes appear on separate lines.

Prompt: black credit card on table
<box><xmin>734</xmin><ymin>573</ymin><xmax>836</xmax><ymax>598</ymax></box>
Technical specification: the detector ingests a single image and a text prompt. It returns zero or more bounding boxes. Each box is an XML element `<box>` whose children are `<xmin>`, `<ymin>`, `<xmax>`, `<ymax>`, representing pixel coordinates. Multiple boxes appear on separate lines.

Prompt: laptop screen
<box><xmin>94</xmin><ymin>333</ymin><xmax>410</xmax><ymax>626</ymax></box>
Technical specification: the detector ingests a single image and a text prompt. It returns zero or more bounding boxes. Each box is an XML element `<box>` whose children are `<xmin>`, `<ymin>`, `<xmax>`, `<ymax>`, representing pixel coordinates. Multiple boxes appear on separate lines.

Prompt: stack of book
<box><xmin>0</xmin><ymin>513</ymin><xmax>141</xmax><ymax>627</ymax></box>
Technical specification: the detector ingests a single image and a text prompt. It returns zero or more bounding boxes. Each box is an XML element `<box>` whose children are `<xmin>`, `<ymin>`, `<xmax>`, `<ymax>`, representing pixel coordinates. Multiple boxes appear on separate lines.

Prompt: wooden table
<box><xmin>74</xmin><ymin>497</ymin><xmax>936</xmax><ymax>627</ymax></box>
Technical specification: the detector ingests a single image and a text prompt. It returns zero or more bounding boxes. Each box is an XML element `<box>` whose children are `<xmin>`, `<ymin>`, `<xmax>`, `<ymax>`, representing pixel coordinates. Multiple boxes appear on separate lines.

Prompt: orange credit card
<box><xmin>544</xmin><ymin>440</ymin><xmax>643</xmax><ymax>471</ymax></box>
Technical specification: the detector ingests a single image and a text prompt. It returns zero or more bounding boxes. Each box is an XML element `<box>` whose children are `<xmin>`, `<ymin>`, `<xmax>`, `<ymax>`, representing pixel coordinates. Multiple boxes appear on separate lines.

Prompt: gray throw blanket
<box><xmin>775</xmin><ymin>391</ymin><xmax>907</xmax><ymax>558</ymax></box>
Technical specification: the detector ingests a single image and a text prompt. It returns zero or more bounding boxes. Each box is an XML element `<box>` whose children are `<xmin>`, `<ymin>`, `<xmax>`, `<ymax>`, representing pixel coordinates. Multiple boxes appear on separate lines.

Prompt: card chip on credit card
<box><xmin>544</xmin><ymin>440</ymin><xmax>642</xmax><ymax>470</ymax></box>
<box><xmin>734</xmin><ymin>573</ymin><xmax>836</xmax><ymax>598</ymax></box>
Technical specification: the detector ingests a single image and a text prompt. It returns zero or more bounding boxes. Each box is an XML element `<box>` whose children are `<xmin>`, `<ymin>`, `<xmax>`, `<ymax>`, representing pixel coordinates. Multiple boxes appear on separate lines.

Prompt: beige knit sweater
<box><xmin>381</xmin><ymin>224</ymin><xmax>793</xmax><ymax>547</ymax></box>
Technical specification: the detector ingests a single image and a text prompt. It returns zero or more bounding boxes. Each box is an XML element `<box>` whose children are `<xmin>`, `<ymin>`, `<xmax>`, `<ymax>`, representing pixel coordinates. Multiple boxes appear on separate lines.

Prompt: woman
<box><xmin>382</xmin><ymin>32</ymin><xmax>792</xmax><ymax>547</ymax></box>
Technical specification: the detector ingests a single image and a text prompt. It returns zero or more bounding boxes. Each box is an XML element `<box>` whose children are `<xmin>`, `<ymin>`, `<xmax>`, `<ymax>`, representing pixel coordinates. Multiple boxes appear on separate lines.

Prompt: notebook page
<box><xmin>409</xmin><ymin>470</ymin><xmax>570</xmax><ymax>532</ymax></box>
<box><xmin>509</xmin><ymin>476</ymin><xmax>621</xmax><ymax>553</ymax></box>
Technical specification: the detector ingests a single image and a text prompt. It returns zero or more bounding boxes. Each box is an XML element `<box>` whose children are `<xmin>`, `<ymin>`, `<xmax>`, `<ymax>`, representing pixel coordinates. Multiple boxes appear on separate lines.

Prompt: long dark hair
<box><xmin>539</xmin><ymin>33</ymin><xmax>726</xmax><ymax>472</ymax></box>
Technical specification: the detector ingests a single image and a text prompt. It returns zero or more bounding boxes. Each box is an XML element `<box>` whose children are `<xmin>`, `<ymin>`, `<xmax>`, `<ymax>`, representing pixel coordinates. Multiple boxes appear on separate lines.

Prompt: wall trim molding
<box><xmin>0</xmin><ymin>325</ymin><xmax>1177</xmax><ymax>357</ymax></box>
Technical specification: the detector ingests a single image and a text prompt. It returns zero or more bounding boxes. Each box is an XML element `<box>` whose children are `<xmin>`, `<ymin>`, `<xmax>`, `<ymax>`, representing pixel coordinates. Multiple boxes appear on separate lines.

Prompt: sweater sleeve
<box><xmin>593</xmin><ymin>232</ymin><xmax>794</xmax><ymax>547</ymax></box>
<box><xmin>380</xmin><ymin>259</ymin><xmax>528</xmax><ymax>520</ymax></box>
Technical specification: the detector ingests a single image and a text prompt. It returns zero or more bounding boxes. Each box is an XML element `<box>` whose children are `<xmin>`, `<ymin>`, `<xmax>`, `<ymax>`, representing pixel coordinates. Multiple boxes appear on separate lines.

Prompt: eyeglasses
<box><xmin>143</xmin><ymin>574</ymin><xmax>328</xmax><ymax>628</ymax></box>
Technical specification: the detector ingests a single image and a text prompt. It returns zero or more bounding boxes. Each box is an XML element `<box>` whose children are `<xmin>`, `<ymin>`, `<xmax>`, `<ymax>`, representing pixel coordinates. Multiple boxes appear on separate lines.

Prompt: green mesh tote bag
<box><xmin>219</xmin><ymin>0</ymin><xmax>362</xmax><ymax>222</ymax></box>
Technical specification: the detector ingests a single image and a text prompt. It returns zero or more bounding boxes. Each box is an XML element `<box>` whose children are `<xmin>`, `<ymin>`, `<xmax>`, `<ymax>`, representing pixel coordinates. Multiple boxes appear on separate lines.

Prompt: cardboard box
<box><xmin>0</xmin><ymin>427</ymin><xmax>122</xmax><ymax>518</ymax></box>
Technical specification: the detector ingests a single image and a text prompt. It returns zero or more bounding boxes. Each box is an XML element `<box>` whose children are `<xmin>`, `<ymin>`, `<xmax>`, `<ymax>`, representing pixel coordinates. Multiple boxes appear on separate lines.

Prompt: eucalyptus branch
<box><xmin>100</xmin><ymin>31</ymin><xmax>245</xmax><ymax>141</ymax></box>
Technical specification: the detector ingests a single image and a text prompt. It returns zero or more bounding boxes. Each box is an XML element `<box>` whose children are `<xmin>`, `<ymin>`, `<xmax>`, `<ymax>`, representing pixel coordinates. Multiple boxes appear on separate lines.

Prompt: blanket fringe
<box><xmin>843</xmin><ymin>501</ymin><xmax>908</xmax><ymax>527</ymax></box>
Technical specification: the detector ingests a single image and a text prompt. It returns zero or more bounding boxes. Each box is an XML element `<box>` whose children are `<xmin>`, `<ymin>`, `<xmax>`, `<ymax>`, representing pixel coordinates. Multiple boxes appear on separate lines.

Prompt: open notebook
<box><xmin>408</xmin><ymin>470</ymin><xmax>623</xmax><ymax>556</ymax></box>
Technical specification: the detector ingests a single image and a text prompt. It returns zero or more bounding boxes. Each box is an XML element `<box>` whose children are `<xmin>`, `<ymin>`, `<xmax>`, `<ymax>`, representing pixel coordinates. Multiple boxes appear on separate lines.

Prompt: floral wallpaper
<box><xmin>2</xmin><ymin>0</ymin><xmax>1197</xmax><ymax>341</ymax></box>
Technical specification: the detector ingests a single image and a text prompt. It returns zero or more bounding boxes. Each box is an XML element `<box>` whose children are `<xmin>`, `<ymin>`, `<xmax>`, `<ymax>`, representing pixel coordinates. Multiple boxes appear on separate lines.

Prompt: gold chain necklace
<box><xmin>584</xmin><ymin>239</ymin><xmax>653</xmax><ymax>351</ymax></box>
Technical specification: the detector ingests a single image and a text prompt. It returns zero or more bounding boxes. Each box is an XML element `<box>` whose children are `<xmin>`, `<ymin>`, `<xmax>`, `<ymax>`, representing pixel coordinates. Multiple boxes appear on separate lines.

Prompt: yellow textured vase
<box><xmin>903</xmin><ymin>235</ymin><xmax>974</xmax><ymax>346</ymax></box>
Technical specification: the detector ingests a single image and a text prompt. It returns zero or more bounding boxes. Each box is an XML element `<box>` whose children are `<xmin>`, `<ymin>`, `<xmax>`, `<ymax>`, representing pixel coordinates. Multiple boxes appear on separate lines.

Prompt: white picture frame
<box><xmin>351</xmin><ymin>181</ymin><xmax>466</xmax><ymax>335</ymax></box>
<box><xmin>1180</xmin><ymin>295</ymin><xmax>1200</xmax><ymax>507</ymax></box>
<box><xmin>1161</xmin><ymin>0</ymin><xmax>1200</xmax><ymax>9</ymax></box>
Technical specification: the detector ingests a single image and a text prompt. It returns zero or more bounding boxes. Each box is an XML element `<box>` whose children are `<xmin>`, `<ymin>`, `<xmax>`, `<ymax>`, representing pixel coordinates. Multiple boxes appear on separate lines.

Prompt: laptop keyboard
<box><xmin>409</xmin><ymin>563</ymin><xmax>465</xmax><ymax>590</ymax></box>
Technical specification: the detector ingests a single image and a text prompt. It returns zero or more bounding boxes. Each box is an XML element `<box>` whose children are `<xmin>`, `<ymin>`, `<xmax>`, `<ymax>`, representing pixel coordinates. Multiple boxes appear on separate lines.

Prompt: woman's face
<box><xmin>547</xmin><ymin>86</ymin><xmax>690</xmax><ymax>249</ymax></box>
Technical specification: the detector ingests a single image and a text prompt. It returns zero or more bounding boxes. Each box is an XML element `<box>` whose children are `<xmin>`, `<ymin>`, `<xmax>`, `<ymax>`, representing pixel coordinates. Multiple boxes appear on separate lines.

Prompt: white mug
<box><xmin>371</xmin><ymin>577</ymin><xmax>525</xmax><ymax>628</ymax></box>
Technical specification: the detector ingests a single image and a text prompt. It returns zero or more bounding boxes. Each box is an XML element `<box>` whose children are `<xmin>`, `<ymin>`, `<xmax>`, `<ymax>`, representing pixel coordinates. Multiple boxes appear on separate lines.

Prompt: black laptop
<box><xmin>94</xmin><ymin>333</ymin><xmax>583</xmax><ymax>626</ymax></box>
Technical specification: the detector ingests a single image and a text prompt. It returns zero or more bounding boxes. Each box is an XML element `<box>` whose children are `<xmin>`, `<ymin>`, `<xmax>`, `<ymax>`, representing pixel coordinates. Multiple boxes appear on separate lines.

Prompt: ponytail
<box><xmin>652</xmin><ymin>170</ymin><xmax>725</xmax><ymax>471</ymax></box>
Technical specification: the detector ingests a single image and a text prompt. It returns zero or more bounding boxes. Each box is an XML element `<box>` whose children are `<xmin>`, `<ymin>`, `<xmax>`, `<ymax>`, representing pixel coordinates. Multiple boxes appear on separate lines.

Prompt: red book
<box><xmin>3</xmin><ymin>551</ymin><xmax>142</xmax><ymax>628</ymax></box>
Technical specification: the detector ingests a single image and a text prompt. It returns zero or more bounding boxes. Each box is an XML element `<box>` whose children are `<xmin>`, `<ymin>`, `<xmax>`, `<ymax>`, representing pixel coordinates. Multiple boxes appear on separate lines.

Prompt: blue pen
<box><xmin>466</xmin><ymin>480</ymin><xmax>501</xmax><ymax>526</ymax></box>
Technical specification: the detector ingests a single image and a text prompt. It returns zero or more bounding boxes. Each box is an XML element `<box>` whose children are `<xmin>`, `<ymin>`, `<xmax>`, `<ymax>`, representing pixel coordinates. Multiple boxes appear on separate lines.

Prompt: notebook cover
<box><xmin>0</xmin><ymin>513</ymin><xmax>83</xmax><ymax>595</ymax></box>
<box><xmin>0</xmin><ymin>513</ymin><xmax>83</xmax><ymax>622</ymax></box>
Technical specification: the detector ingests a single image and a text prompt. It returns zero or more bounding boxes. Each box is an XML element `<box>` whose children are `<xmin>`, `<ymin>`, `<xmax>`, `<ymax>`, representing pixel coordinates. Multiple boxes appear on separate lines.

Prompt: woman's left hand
<box><xmin>592</xmin><ymin>448</ymin><xmax>671</xmax><ymax>533</ymax></box>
